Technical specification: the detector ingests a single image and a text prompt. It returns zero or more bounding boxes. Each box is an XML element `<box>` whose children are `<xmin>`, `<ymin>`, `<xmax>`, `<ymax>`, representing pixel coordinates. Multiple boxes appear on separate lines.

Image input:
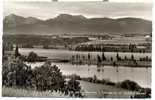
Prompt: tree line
<box><xmin>71</xmin><ymin>52</ymin><xmax>151</xmax><ymax>67</ymax></box>
<box><xmin>74</xmin><ymin>43</ymin><xmax>150</xmax><ymax>53</ymax></box>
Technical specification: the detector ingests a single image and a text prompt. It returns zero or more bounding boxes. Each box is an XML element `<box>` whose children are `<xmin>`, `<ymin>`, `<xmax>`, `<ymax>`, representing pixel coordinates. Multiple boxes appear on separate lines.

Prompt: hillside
<box><xmin>3</xmin><ymin>14</ymin><xmax>152</xmax><ymax>35</ymax></box>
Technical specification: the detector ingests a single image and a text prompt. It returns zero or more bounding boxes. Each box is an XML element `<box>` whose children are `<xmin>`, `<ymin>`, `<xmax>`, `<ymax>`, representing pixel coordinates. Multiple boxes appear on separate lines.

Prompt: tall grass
<box><xmin>2</xmin><ymin>86</ymin><xmax>69</xmax><ymax>97</ymax></box>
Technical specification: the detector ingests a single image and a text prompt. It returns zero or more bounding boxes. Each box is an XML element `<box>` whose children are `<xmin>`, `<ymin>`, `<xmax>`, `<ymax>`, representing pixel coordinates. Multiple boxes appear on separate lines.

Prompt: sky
<box><xmin>4</xmin><ymin>0</ymin><xmax>153</xmax><ymax>2</ymax></box>
<box><xmin>4</xmin><ymin>0</ymin><xmax>152</xmax><ymax>20</ymax></box>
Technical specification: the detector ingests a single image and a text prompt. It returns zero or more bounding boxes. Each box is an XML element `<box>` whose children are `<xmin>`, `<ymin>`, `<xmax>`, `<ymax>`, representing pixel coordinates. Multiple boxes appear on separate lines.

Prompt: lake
<box><xmin>20</xmin><ymin>48</ymin><xmax>151</xmax><ymax>88</ymax></box>
<box><xmin>19</xmin><ymin>48</ymin><xmax>151</xmax><ymax>60</ymax></box>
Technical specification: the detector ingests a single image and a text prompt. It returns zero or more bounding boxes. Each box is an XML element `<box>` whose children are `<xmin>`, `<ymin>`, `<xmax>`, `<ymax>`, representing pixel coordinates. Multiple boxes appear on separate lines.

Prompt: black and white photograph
<box><xmin>2</xmin><ymin>0</ymin><xmax>152</xmax><ymax>98</ymax></box>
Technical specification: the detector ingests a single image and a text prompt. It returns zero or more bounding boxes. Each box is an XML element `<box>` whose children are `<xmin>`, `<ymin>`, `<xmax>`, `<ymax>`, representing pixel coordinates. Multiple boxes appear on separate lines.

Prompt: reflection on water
<box><xmin>26</xmin><ymin>62</ymin><xmax>151</xmax><ymax>88</ymax></box>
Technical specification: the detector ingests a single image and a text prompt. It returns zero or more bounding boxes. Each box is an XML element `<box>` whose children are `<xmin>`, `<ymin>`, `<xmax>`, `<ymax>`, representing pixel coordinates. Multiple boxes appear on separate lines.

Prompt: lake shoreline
<box><xmin>20</xmin><ymin>48</ymin><xmax>151</xmax><ymax>68</ymax></box>
<box><xmin>20</xmin><ymin>48</ymin><xmax>151</xmax><ymax>88</ymax></box>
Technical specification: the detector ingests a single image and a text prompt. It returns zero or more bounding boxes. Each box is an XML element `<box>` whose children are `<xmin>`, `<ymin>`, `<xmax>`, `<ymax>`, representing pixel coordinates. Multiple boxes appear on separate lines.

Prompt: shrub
<box><xmin>32</xmin><ymin>61</ymin><xmax>65</xmax><ymax>91</ymax></box>
<box><xmin>106</xmin><ymin>81</ymin><xmax>116</xmax><ymax>86</ymax></box>
<box><xmin>27</xmin><ymin>52</ymin><xmax>38</xmax><ymax>62</ymax></box>
<box><xmin>100</xmin><ymin>79</ymin><xmax>116</xmax><ymax>86</ymax></box>
<box><xmin>2</xmin><ymin>59</ymin><xmax>33</xmax><ymax>88</ymax></box>
<box><xmin>66</xmin><ymin>78</ymin><xmax>83</xmax><ymax>97</ymax></box>
<box><xmin>3</xmin><ymin>60</ymin><xmax>83</xmax><ymax>97</ymax></box>
<box><xmin>119</xmin><ymin>80</ymin><xmax>141</xmax><ymax>91</ymax></box>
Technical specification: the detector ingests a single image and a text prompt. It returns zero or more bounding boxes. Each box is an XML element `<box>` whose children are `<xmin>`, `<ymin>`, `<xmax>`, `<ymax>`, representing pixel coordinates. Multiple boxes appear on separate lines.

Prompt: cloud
<box><xmin>4</xmin><ymin>1</ymin><xmax>152</xmax><ymax>20</ymax></box>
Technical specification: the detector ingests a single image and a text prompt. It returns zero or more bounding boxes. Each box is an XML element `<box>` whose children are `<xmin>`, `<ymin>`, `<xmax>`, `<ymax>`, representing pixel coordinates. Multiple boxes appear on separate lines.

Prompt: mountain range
<box><xmin>3</xmin><ymin>14</ymin><xmax>152</xmax><ymax>35</ymax></box>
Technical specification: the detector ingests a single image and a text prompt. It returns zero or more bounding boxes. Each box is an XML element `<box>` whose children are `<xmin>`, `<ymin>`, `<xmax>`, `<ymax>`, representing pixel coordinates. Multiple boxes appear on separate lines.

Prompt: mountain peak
<box><xmin>4</xmin><ymin>14</ymin><xmax>42</xmax><ymax>28</ymax></box>
<box><xmin>7</xmin><ymin>13</ymin><xmax>16</xmax><ymax>17</ymax></box>
<box><xmin>57</xmin><ymin>14</ymin><xmax>72</xmax><ymax>17</ymax></box>
<box><xmin>25</xmin><ymin>17</ymin><xmax>42</xmax><ymax>24</ymax></box>
<box><xmin>4</xmin><ymin>14</ymin><xmax>25</xmax><ymax>28</ymax></box>
<box><xmin>5</xmin><ymin>14</ymin><xmax>24</xmax><ymax>19</ymax></box>
<box><xmin>55</xmin><ymin>14</ymin><xmax>87</xmax><ymax>21</ymax></box>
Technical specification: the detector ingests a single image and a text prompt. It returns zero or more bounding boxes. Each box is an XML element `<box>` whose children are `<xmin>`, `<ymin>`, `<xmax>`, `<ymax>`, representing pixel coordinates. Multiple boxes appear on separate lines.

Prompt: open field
<box><xmin>82</xmin><ymin>36</ymin><xmax>151</xmax><ymax>45</ymax></box>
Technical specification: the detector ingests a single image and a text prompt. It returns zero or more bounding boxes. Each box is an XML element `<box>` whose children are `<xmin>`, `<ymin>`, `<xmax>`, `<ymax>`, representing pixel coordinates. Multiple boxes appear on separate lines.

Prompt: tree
<box><xmin>3</xmin><ymin>59</ymin><xmax>33</xmax><ymax>88</ymax></box>
<box><xmin>66</xmin><ymin>78</ymin><xmax>83</xmax><ymax>97</ymax></box>
<box><xmin>82</xmin><ymin>55</ymin><xmax>85</xmax><ymax>60</ymax></box>
<box><xmin>131</xmin><ymin>54</ymin><xmax>134</xmax><ymax>61</ymax></box>
<box><xmin>119</xmin><ymin>80</ymin><xmax>141</xmax><ymax>91</ymax></box>
<box><xmin>102</xmin><ymin>52</ymin><xmax>106</xmax><ymax>61</ymax></box>
<box><xmin>146</xmin><ymin>56</ymin><xmax>149</xmax><ymax>61</ymax></box>
<box><xmin>116</xmin><ymin>53</ymin><xmax>120</xmax><ymax>61</ymax></box>
<box><xmin>113</xmin><ymin>61</ymin><xmax>117</xmax><ymax>67</ymax></box>
<box><xmin>111</xmin><ymin>57</ymin><xmax>113</xmax><ymax>61</ymax></box>
<box><xmin>27</xmin><ymin>52</ymin><xmax>38</xmax><ymax>62</ymax></box>
<box><xmin>71</xmin><ymin>55</ymin><xmax>75</xmax><ymax>62</ymax></box>
<box><xmin>93</xmin><ymin>75</ymin><xmax>97</xmax><ymax>83</ymax></box>
<box><xmin>15</xmin><ymin>45</ymin><xmax>20</xmax><ymax>58</ymax></box>
<box><xmin>124</xmin><ymin>56</ymin><xmax>127</xmax><ymax>60</ymax></box>
<box><xmin>88</xmin><ymin>53</ymin><xmax>90</xmax><ymax>60</ymax></box>
<box><xmin>76</xmin><ymin>54</ymin><xmax>79</xmax><ymax>61</ymax></box>
<box><xmin>33</xmin><ymin>62</ymin><xmax>65</xmax><ymax>91</ymax></box>
<box><xmin>97</xmin><ymin>55</ymin><xmax>102</xmax><ymax>63</ymax></box>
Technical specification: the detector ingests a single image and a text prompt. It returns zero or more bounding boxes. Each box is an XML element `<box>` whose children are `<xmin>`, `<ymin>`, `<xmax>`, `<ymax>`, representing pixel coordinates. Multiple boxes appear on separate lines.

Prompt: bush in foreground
<box><xmin>2</xmin><ymin>60</ymin><xmax>33</xmax><ymax>88</ymax></box>
<box><xmin>66</xmin><ymin>78</ymin><xmax>83</xmax><ymax>97</ymax></box>
<box><xmin>3</xmin><ymin>60</ymin><xmax>84</xmax><ymax>97</ymax></box>
<box><xmin>32</xmin><ymin>61</ymin><xmax>65</xmax><ymax>91</ymax></box>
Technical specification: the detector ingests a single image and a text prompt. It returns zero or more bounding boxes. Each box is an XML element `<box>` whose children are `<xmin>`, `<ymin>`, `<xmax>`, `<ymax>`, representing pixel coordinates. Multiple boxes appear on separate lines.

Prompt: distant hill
<box><xmin>4</xmin><ymin>14</ymin><xmax>43</xmax><ymax>28</ymax></box>
<box><xmin>3</xmin><ymin>14</ymin><xmax>152</xmax><ymax>35</ymax></box>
